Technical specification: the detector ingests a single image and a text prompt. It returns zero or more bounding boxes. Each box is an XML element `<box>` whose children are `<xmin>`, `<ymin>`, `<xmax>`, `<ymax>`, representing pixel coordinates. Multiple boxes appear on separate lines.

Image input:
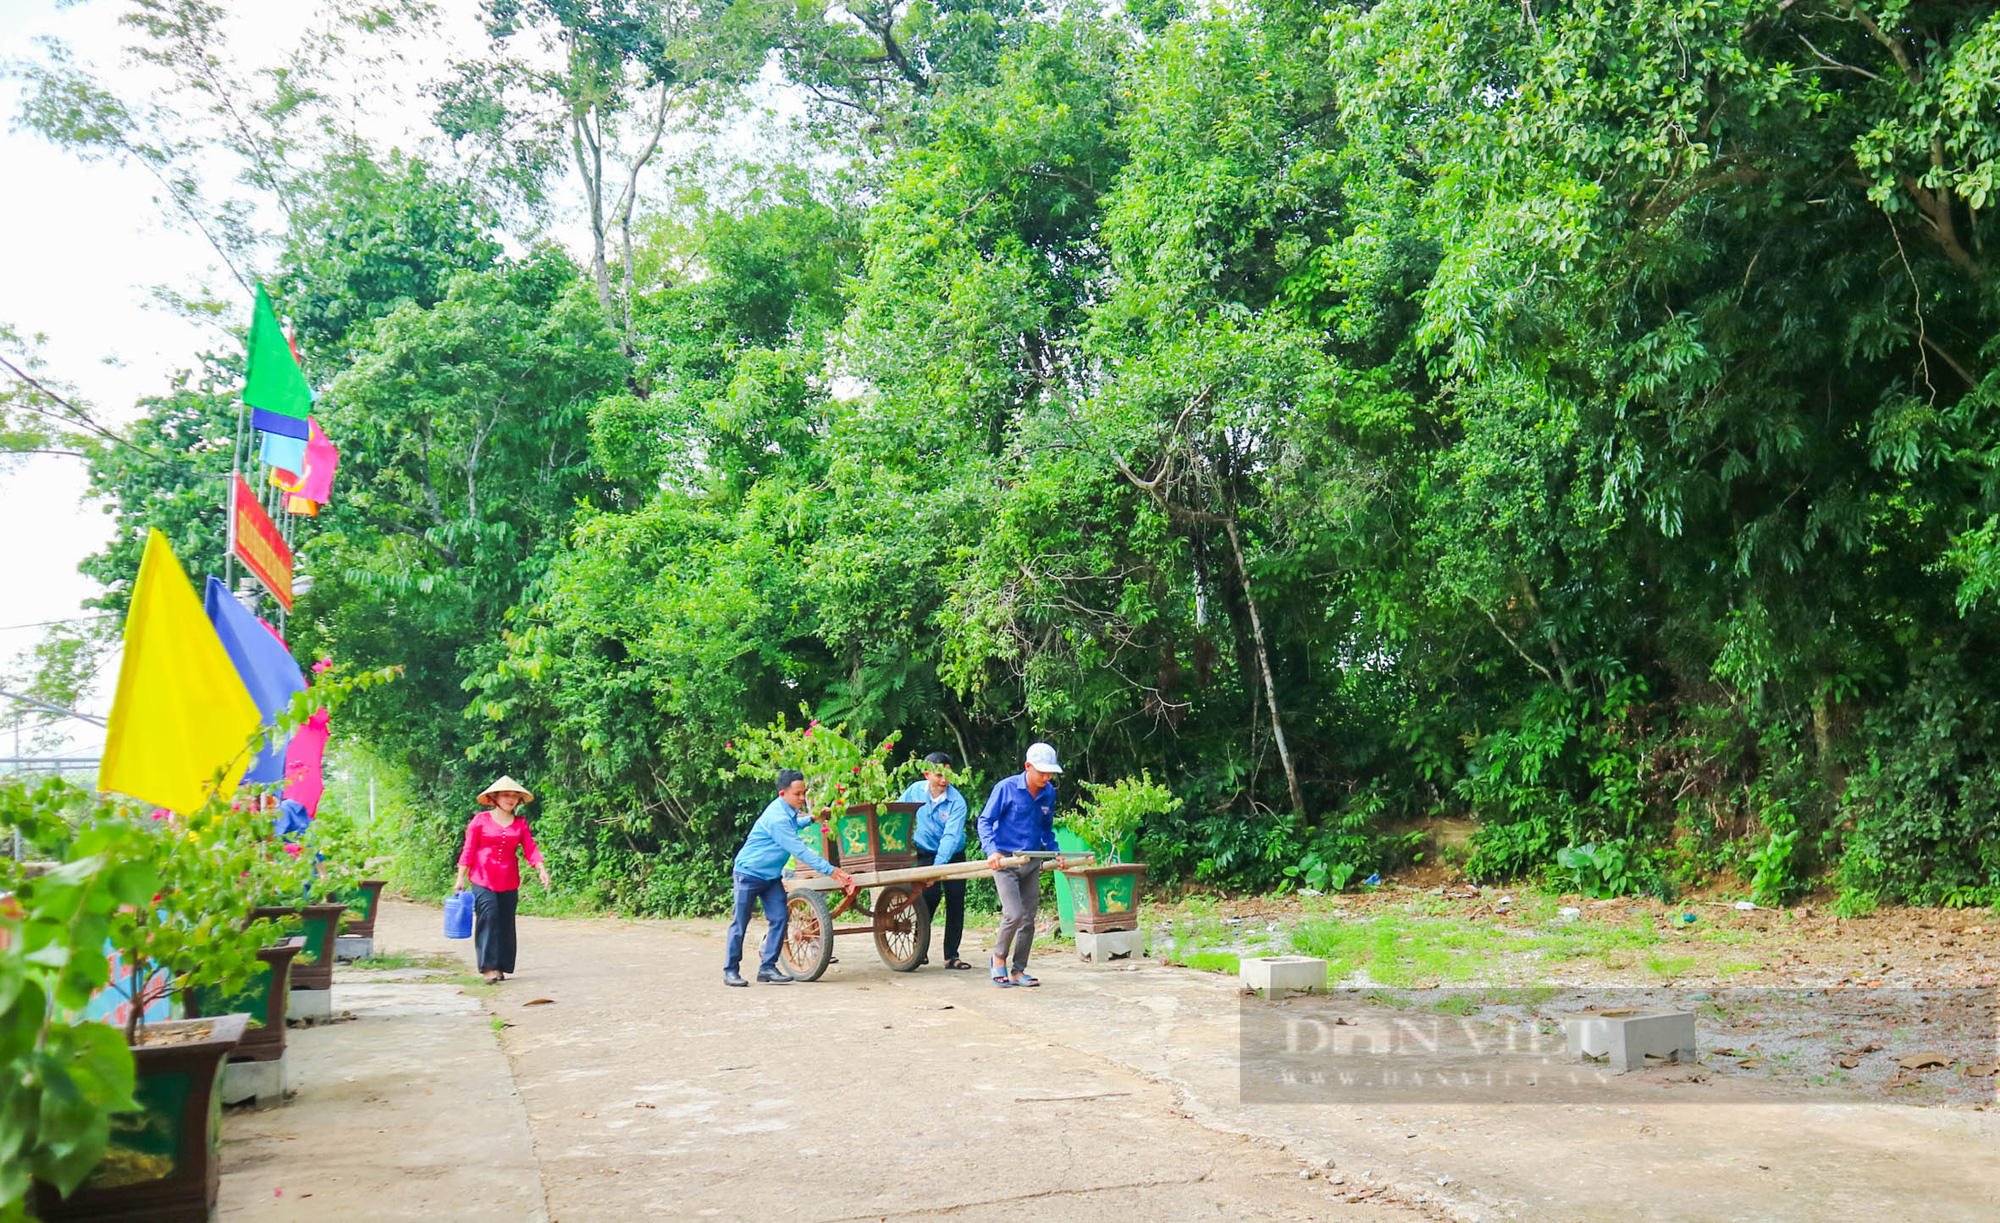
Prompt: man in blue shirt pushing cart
<box><xmin>899</xmin><ymin>751</ymin><xmax>972</xmax><ymax>969</ymax></box>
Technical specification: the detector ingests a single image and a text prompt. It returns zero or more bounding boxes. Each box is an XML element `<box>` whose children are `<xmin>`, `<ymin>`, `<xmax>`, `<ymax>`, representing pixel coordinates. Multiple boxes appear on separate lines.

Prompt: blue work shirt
<box><xmin>976</xmin><ymin>772</ymin><xmax>1058</xmax><ymax>855</ymax></box>
<box><xmin>899</xmin><ymin>779</ymin><xmax>968</xmax><ymax>865</ymax></box>
<box><xmin>732</xmin><ymin>796</ymin><xmax>838</xmax><ymax>880</ymax></box>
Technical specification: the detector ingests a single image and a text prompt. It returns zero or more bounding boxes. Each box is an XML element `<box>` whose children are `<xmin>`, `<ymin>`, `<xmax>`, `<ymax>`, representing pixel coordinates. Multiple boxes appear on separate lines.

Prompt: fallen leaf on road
<box><xmin>1835</xmin><ymin>1055</ymin><xmax>1860</xmax><ymax>1069</ymax></box>
<box><xmin>1897</xmin><ymin>1052</ymin><xmax>1948</xmax><ymax>1070</ymax></box>
<box><xmin>1963</xmin><ymin>1064</ymin><xmax>1998</xmax><ymax>1078</ymax></box>
<box><xmin>523</xmin><ymin>998</ymin><xmax>555</xmax><ymax>1006</ymax></box>
<box><xmin>635</xmin><ymin>1102</ymin><xmax>656</xmax><ymax>1108</ymax></box>
<box><xmin>1736</xmin><ymin>1059</ymin><xmax>1761</xmax><ymax>1069</ymax></box>
<box><xmin>1858</xmin><ymin>1041</ymin><xmax>1884</xmax><ymax>1053</ymax></box>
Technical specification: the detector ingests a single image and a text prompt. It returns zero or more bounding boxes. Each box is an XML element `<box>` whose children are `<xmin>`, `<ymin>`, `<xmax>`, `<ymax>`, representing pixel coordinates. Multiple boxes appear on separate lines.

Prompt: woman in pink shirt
<box><xmin>454</xmin><ymin>775</ymin><xmax>551</xmax><ymax>984</ymax></box>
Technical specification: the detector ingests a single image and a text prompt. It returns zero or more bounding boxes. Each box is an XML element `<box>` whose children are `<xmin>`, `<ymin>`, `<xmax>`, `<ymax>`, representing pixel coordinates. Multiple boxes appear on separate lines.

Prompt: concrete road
<box><xmin>226</xmin><ymin>898</ymin><xmax>2000</xmax><ymax>1222</ymax></box>
<box><xmin>385</xmin><ymin>901</ymin><xmax>1406</xmax><ymax>1222</ymax></box>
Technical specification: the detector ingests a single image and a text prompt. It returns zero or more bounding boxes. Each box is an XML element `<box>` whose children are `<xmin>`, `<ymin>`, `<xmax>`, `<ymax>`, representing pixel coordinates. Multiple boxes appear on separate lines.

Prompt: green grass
<box><xmin>351</xmin><ymin>950</ymin><xmax>461</xmax><ymax>971</ymax></box>
<box><xmin>1162</xmin><ymin>915</ymin><xmax>1230</xmax><ymax>961</ymax></box>
<box><xmin>1178</xmin><ymin>950</ymin><xmax>1241</xmax><ymax>974</ymax></box>
<box><xmin>1643</xmin><ymin>954</ymin><xmax>1698</xmax><ymax>980</ymax></box>
<box><xmin>1429</xmin><ymin>994</ymin><xmax>1480</xmax><ymax>1015</ymax></box>
<box><xmin>1288</xmin><ymin>913</ymin><xmax>1520</xmax><ymax>986</ymax></box>
<box><xmin>1533</xmin><ymin>916</ymin><xmax>1661</xmax><ymax>961</ymax></box>
<box><xmin>1717</xmin><ymin>960</ymin><xmax>1764</xmax><ymax>975</ymax></box>
<box><xmin>1694</xmin><ymin>925</ymin><xmax>1754</xmax><ymax>946</ymax></box>
<box><xmin>1478</xmin><ymin>985</ymin><xmax>1560</xmax><ymax>1009</ymax></box>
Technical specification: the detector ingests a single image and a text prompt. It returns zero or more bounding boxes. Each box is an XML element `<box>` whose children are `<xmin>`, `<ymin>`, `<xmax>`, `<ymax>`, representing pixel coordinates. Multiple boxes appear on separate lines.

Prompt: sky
<box><xmin>0</xmin><ymin>0</ymin><xmax>804</xmax><ymax>761</ymax></box>
<box><xmin>0</xmin><ymin>0</ymin><xmax>487</xmax><ymax>755</ymax></box>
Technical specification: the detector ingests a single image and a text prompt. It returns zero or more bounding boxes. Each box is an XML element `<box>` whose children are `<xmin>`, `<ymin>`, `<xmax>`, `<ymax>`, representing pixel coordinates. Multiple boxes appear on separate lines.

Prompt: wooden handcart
<box><xmin>780</xmin><ymin>853</ymin><xmax>1091</xmax><ymax>980</ymax></box>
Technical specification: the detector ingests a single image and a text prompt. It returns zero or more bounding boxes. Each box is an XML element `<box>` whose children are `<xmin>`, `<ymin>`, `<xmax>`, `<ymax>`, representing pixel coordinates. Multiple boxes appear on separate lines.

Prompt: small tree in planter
<box><xmin>100</xmin><ymin>799</ymin><xmax>314</xmax><ymax>1045</ymax></box>
<box><xmin>1058</xmin><ymin>772</ymin><xmax>1181</xmax><ymax>934</ymax></box>
<box><xmin>724</xmin><ymin>706</ymin><xmax>922</xmax><ymax>871</ymax></box>
<box><xmin>0</xmin><ymin>779</ymin><xmax>150</xmax><ymax>1213</ymax></box>
<box><xmin>1063</xmin><ymin>771</ymin><xmax>1181</xmax><ymax>864</ymax></box>
<box><xmin>10</xmin><ymin>786</ymin><xmax>310</xmax><ymax>1222</ymax></box>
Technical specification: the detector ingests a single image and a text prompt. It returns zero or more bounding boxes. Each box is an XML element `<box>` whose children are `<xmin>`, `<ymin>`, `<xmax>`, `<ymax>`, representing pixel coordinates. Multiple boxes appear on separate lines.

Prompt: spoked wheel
<box><xmin>781</xmin><ymin>888</ymin><xmax>834</xmax><ymax>981</ymax></box>
<box><xmin>873</xmin><ymin>883</ymin><xmax>931</xmax><ymax>972</ymax></box>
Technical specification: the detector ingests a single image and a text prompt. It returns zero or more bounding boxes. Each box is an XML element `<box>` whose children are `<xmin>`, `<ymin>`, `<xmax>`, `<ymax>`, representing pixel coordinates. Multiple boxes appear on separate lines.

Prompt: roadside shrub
<box><xmin>632</xmin><ymin>851</ymin><xmax>730</xmax><ymax>917</ymax></box>
<box><xmin>1839</xmin><ymin>652</ymin><xmax>2000</xmax><ymax>908</ymax></box>
<box><xmin>1466</xmin><ymin>816</ymin><xmax>1558</xmax><ymax>882</ymax></box>
<box><xmin>1554</xmin><ymin>839</ymin><xmax>1640</xmax><ymax>898</ymax></box>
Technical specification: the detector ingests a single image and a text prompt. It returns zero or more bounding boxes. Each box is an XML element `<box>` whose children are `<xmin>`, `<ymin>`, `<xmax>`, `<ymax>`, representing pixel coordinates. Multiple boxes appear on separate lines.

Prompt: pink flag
<box><xmin>271</xmin><ymin>418</ymin><xmax>339</xmax><ymax>504</ymax></box>
<box><xmin>283</xmin><ymin>707</ymin><xmax>330</xmax><ymax>815</ymax></box>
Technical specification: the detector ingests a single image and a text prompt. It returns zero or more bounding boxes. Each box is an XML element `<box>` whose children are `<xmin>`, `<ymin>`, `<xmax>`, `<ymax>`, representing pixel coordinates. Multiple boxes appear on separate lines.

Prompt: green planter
<box><xmin>829</xmin><ymin>802</ymin><xmax>919</xmax><ymax>875</ymax></box>
<box><xmin>250</xmin><ymin>903</ymin><xmax>347</xmax><ymax>992</ymax></box>
<box><xmin>339</xmin><ymin>879</ymin><xmax>387</xmax><ymax>938</ymax></box>
<box><xmin>1054</xmin><ymin>828</ymin><xmax>1139</xmax><ymax>935</ymax></box>
<box><xmin>1059</xmin><ymin>863</ymin><xmax>1147</xmax><ymax>934</ymax></box>
<box><xmin>185</xmin><ymin>937</ymin><xmax>303</xmax><ymax>1063</ymax></box>
<box><xmin>33</xmin><ymin>1013</ymin><xmax>247</xmax><ymax>1223</ymax></box>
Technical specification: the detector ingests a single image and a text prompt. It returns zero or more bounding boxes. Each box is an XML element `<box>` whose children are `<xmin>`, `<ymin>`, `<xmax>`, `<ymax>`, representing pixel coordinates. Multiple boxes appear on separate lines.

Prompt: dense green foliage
<box><xmin>26</xmin><ymin>0</ymin><xmax>2000</xmax><ymax>913</ymax></box>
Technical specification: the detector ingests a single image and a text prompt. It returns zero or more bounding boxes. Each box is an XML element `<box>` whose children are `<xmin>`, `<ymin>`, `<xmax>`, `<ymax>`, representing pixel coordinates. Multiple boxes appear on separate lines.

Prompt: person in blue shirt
<box><xmin>726</xmin><ymin>769</ymin><xmax>855</xmax><ymax>987</ymax></box>
<box><xmin>899</xmin><ymin>751</ymin><xmax>972</xmax><ymax>969</ymax></box>
<box><xmin>978</xmin><ymin>741</ymin><xmax>1065</xmax><ymax>988</ymax></box>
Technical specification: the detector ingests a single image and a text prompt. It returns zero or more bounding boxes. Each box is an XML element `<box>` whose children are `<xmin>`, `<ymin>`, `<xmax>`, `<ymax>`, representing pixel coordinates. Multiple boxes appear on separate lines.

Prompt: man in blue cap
<box><xmin>979</xmin><ymin>741</ymin><xmax>1064</xmax><ymax>987</ymax></box>
<box><xmin>726</xmin><ymin>769</ymin><xmax>855</xmax><ymax>987</ymax></box>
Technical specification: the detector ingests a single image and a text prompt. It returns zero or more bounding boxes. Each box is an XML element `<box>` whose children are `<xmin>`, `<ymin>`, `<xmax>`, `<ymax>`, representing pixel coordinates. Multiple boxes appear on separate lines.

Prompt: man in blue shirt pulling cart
<box><xmin>979</xmin><ymin>742</ymin><xmax>1064</xmax><ymax>988</ymax></box>
<box><xmin>726</xmin><ymin>769</ymin><xmax>856</xmax><ymax>987</ymax></box>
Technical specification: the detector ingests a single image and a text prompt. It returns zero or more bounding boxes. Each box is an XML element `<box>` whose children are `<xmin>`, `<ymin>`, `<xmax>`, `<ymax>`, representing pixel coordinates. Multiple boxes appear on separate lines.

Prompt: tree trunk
<box><xmin>1223</xmin><ymin>518</ymin><xmax>1306</xmax><ymax>817</ymax></box>
<box><xmin>569</xmin><ymin>102</ymin><xmax>614</xmax><ymax>319</ymax></box>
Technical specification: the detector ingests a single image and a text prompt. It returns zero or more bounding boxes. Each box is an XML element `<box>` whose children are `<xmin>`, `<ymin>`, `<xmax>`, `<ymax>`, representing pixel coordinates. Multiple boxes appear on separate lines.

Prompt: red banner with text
<box><xmin>232</xmin><ymin>473</ymin><xmax>293</xmax><ymax>612</ymax></box>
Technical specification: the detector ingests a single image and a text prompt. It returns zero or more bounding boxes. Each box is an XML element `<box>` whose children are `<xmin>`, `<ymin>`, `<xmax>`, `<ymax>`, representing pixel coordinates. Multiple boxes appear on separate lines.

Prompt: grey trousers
<box><xmin>992</xmin><ymin>860</ymin><xmax>1043</xmax><ymax>973</ymax></box>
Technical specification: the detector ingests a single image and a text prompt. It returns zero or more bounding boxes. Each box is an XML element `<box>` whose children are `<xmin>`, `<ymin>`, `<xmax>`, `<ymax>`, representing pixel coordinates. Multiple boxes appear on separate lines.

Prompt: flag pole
<box><xmin>226</xmin><ymin>400</ymin><xmax>245</xmax><ymax>587</ymax></box>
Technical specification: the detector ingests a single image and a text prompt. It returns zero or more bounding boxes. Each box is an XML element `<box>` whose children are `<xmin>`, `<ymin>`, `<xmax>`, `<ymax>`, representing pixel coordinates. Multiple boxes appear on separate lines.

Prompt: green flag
<box><xmin>242</xmin><ymin>285</ymin><xmax>311</xmax><ymax>422</ymax></box>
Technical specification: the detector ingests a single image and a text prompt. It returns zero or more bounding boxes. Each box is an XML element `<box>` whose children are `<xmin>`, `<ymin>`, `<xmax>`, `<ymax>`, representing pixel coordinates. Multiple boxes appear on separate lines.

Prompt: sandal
<box><xmin>945</xmin><ymin>959</ymin><xmax>973</xmax><ymax>970</ymax></box>
<box><xmin>481</xmin><ymin>970</ymin><xmax>500</xmax><ymax>984</ymax></box>
<box><xmin>990</xmin><ymin>955</ymin><xmax>1011</xmax><ymax>985</ymax></box>
<box><xmin>1009</xmin><ymin>972</ymin><xmax>1040</xmax><ymax>988</ymax></box>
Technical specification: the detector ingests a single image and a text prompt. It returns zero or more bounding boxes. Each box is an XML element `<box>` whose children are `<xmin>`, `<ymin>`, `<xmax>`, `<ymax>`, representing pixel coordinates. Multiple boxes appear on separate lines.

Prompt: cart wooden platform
<box><xmin>780</xmin><ymin>854</ymin><xmax>1091</xmax><ymax>980</ymax></box>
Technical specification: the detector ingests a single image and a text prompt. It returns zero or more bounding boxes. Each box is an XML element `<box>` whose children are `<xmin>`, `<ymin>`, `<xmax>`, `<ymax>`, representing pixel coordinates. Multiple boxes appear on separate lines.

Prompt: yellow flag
<box><xmin>100</xmin><ymin>530</ymin><xmax>263</xmax><ymax>812</ymax></box>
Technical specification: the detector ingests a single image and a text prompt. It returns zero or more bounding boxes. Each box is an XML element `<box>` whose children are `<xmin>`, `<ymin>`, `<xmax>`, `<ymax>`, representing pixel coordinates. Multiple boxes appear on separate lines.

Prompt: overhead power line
<box><xmin>0</xmin><ymin>688</ymin><xmax>109</xmax><ymax>728</ymax></box>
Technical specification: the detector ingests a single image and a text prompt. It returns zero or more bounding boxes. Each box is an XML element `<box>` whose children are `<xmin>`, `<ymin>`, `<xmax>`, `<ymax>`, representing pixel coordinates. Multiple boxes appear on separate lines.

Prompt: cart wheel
<box><xmin>782</xmin><ymin>888</ymin><xmax>834</xmax><ymax>981</ymax></box>
<box><xmin>874</xmin><ymin>883</ymin><xmax>931</xmax><ymax>972</ymax></box>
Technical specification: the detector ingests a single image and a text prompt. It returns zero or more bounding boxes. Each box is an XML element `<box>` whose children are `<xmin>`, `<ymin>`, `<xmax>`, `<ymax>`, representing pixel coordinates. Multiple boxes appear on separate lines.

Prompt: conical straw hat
<box><xmin>477</xmin><ymin>775</ymin><xmax>534</xmax><ymax>805</ymax></box>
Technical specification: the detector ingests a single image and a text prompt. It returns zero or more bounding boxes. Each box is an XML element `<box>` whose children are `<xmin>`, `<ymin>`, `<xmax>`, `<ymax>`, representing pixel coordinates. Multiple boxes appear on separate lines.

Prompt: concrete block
<box><xmin>221</xmin><ymin>1054</ymin><xmax>286</xmax><ymax>1106</ymax></box>
<box><xmin>1077</xmin><ymin>928</ymin><xmax>1149</xmax><ymax>963</ymax></box>
<box><xmin>1565</xmin><ymin>1009</ymin><xmax>1697</xmax><ymax>1073</ymax></box>
<box><xmin>1240</xmin><ymin>955</ymin><xmax>1328</xmax><ymax>997</ymax></box>
<box><xmin>335</xmin><ymin>934</ymin><xmax>374</xmax><ymax>962</ymax></box>
<box><xmin>286</xmin><ymin>988</ymin><xmax>331</xmax><ymax>1022</ymax></box>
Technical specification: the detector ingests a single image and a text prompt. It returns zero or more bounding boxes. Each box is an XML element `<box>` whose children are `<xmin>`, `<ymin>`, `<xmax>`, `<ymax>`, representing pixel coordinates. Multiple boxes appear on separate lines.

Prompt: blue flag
<box><xmin>251</xmin><ymin>407</ymin><xmax>311</xmax><ymax>441</ymax></box>
<box><xmin>202</xmin><ymin>575</ymin><xmax>307</xmax><ymax>783</ymax></box>
<box><xmin>259</xmin><ymin>430</ymin><xmax>309</xmax><ymax>472</ymax></box>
